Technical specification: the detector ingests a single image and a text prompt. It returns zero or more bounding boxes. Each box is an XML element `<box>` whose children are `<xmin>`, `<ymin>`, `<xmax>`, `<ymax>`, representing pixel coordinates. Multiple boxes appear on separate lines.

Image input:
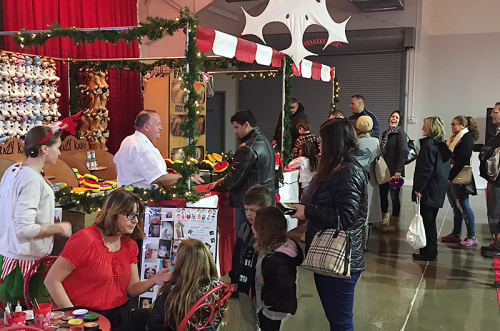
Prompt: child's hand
<box><xmin>291</xmin><ymin>204</ymin><xmax>305</xmax><ymax>219</ymax></box>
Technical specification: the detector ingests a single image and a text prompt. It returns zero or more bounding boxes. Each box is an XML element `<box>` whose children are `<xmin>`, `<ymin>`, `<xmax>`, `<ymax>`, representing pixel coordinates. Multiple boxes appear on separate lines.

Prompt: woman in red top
<box><xmin>45</xmin><ymin>188</ymin><xmax>171</xmax><ymax>331</ymax></box>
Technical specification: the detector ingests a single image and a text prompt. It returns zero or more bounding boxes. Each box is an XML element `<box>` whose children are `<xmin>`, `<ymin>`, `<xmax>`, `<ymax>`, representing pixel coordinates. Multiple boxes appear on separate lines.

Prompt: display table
<box><xmin>0</xmin><ymin>309</ymin><xmax>111</xmax><ymax>330</ymax></box>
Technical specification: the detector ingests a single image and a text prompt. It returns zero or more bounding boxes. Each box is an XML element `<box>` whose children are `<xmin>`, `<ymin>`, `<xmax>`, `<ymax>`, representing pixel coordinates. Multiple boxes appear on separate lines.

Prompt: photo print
<box><xmin>171</xmin><ymin>240</ymin><xmax>182</xmax><ymax>266</ymax></box>
<box><xmin>139</xmin><ymin>297</ymin><xmax>153</xmax><ymax>309</ymax></box>
<box><xmin>174</xmin><ymin>221</ymin><xmax>186</xmax><ymax>239</ymax></box>
<box><xmin>143</xmin><ymin>263</ymin><xmax>157</xmax><ymax>281</ymax></box>
<box><xmin>158</xmin><ymin>240</ymin><xmax>172</xmax><ymax>259</ymax></box>
<box><xmin>147</xmin><ymin>208</ymin><xmax>162</xmax><ymax>238</ymax></box>
<box><xmin>144</xmin><ymin>241</ymin><xmax>158</xmax><ymax>262</ymax></box>
<box><xmin>160</xmin><ymin>221</ymin><xmax>174</xmax><ymax>240</ymax></box>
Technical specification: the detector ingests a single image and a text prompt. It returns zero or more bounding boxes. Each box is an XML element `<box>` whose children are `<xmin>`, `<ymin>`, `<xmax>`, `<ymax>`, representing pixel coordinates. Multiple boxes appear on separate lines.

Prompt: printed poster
<box><xmin>139</xmin><ymin>206</ymin><xmax>218</xmax><ymax>305</ymax></box>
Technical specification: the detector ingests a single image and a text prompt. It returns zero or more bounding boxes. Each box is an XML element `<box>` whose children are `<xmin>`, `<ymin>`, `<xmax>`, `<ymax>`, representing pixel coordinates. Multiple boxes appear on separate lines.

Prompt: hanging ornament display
<box><xmin>0</xmin><ymin>51</ymin><xmax>61</xmax><ymax>143</ymax></box>
<box><xmin>241</xmin><ymin>0</ymin><xmax>350</xmax><ymax>65</ymax></box>
<box><xmin>75</xmin><ymin>67</ymin><xmax>110</xmax><ymax>150</ymax></box>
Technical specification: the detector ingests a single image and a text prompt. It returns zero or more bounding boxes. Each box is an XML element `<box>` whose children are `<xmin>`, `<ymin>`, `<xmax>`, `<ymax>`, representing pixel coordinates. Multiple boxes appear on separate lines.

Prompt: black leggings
<box><xmin>258</xmin><ymin>311</ymin><xmax>282</xmax><ymax>331</ymax></box>
<box><xmin>379</xmin><ymin>182</ymin><xmax>401</xmax><ymax>217</ymax></box>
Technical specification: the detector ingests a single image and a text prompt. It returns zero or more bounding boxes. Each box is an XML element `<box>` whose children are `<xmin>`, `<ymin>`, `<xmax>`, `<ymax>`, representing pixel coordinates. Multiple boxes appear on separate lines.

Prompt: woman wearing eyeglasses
<box><xmin>45</xmin><ymin>188</ymin><xmax>171</xmax><ymax>331</ymax></box>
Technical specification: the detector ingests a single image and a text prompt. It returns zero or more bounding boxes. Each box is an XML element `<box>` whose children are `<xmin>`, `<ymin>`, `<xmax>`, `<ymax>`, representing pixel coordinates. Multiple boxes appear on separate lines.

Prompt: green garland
<box><xmin>282</xmin><ymin>55</ymin><xmax>293</xmax><ymax>165</ymax></box>
<box><xmin>14</xmin><ymin>9</ymin><xmax>195</xmax><ymax>47</ymax></box>
<box><xmin>13</xmin><ymin>7</ymin><xmax>297</xmax><ymax>200</ymax></box>
<box><xmin>329</xmin><ymin>75</ymin><xmax>340</xmax><ymax>113</ymax></box>
<box><xmin>54</xmin><ymin>183</ymin><xmax>206</xmax><ymax>214</ymax></box>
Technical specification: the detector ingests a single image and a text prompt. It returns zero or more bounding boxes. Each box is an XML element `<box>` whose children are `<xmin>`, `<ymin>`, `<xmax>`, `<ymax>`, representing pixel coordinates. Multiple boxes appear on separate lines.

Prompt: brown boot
<box><xmin>374</xmin><ymin>212</ymin><xmax>390</xmax><ymax>227</ymax></box>
<box><xmin>382</xmin><ymin>216</ymin><xmax>400</xmax><ymax>233</ymax></box>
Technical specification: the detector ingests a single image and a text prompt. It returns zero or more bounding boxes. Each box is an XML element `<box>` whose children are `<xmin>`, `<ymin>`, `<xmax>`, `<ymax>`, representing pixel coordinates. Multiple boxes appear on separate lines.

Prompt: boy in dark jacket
<box><xmin>229</xmin><ymin>185</ymin><xmax>272</xmax><ymax>331</ymax></box>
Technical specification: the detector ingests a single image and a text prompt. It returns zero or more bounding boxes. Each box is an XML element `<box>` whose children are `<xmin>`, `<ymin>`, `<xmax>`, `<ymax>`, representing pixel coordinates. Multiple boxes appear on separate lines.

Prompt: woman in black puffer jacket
<box><xmin>292</xmin><ymin>119</ymin><xmax>368</xmax><ymax>331</ymax></box>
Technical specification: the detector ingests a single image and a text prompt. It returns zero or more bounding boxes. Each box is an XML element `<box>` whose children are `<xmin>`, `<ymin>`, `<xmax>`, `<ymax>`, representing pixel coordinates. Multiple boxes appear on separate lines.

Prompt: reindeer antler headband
<box><xmin>38</xmin><ymin>111</ymin><xmax>83</xmax><ymax>144</ymax></box>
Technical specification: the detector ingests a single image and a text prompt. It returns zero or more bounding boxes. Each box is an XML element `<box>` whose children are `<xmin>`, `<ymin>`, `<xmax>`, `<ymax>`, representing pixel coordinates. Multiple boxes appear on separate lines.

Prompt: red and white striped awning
<box><xmin>196</xmin><ymin>26</ymin><xmax>335</xmax><ymax>82</ymax></box>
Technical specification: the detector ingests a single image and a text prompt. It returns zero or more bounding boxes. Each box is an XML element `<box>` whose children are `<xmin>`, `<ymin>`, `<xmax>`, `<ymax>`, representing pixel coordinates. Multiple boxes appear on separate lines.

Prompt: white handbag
<box><xmin>375</xmin><ymin>156</ymin><xmax>391</xmax><ymax>185</ymax></box>
<box><xmin>406</xmin><ymin>197</ymin><xmax>426</xmax><ymax>249</ymax></box>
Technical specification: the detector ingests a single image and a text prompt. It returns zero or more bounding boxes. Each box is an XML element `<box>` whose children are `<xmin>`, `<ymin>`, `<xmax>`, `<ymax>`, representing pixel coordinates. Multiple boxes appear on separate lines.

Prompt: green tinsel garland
<box><xmin>282</xmin><ymin>56</ymin><xmax>293</xmax><ymax>165</ymax></box>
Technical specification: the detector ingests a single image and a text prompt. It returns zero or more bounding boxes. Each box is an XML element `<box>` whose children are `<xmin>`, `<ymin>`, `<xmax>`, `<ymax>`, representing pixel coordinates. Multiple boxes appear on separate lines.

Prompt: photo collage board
<box><xmin>138</xmin><ymin>206</ymin><xmax>219</xmax><ymax>308</ymax></box>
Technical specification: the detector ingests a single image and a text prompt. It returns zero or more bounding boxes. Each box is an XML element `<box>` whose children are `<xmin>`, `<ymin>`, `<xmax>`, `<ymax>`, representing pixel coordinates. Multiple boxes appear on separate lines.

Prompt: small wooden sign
<box><xmin>0</xmin><ymin>138</ymin><xmax>25</xmax><ymax>159</ymax></box>
<box><xmin>60</xmin><ymin>136</ymin><xmax>89</xmax><ymax>153</ymax></box>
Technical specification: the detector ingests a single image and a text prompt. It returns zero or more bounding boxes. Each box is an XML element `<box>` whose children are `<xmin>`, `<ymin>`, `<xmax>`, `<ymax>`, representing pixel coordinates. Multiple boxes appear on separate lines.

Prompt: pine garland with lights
<box><xmin>13</xmin><ymin>7</ymin><xmax>297</xmax><ymax>200</ymax></box>
<box><xmin>329</xmin><ymin>75</ymin><xmax>340</xmax><ymax>114</ymax></box>
<box><xmin>54</xmin><ymin>183</ymin><xmax>206</xmax><ymax>214</ymax></box>
<box><xmin>13</xmin><ymin>9</ymin><xmax>196</xmax><ymax>48</ymax></box>
<box><xmin>282</xmin><ymin>55</ymin><xmax>293</xmax><ymax>165</ymax></box>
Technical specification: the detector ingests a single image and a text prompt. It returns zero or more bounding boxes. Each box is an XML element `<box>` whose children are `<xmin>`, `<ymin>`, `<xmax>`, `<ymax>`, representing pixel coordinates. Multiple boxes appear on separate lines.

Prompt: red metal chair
<box><xmin>23</xmin><ymin>255</ymin><xmax>58</xmax><ymax>309</ymax></box>
<box><xmin>176</xmin><ymin>282</ymin><xmax>233</xmax><ymax>331</ymax></box>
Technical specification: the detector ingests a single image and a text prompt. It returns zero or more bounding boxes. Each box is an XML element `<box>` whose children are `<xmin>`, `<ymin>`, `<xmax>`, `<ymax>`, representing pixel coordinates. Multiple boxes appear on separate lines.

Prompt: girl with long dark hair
<box><xmin>292</xmin><ymin>119</ymin><xmax>368</xmax><ymax>331</ymax></box>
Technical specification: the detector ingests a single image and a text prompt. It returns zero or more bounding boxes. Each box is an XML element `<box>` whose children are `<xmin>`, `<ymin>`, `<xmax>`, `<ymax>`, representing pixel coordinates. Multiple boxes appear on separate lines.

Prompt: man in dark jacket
<box><xmin>209</xmin><ymin>109</ymin><xmax>275</xmax><ymax>234</ymax></box>
<box><xmin>480</xmin><ymin>102</ymin><xmax>500</xmax><ymax>257</ymax></box>
<box><xmin>348</xmin><ymin>95</ymin><xmax>380</xmax><ymax>138</ymax></box>
<box><xmin>272</xmin><ymin>97</ymin><xmax>308</xmax><ymax>149</ymax></box>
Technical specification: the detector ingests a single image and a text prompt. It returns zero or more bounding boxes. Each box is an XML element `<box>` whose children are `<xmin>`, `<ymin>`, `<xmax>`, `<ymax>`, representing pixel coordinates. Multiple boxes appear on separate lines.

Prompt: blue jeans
<box><xmin>447</xmin><ymin>183</ymin><xmax>476</xmax><ymax>238</ymax></box>
<box><xmin>314</xmin><ymin>272</ymin><xmax>361</xmax><ymax>331</ymax></box>
<box><xmin>235</xmin><ymin>208</ymin><xmax>249</xmax><ymax>238</ymax></box>
<box><xmin>379</xmin><ymin>182</ymin><xmax>401</xmax><ymax>217</ymax></box>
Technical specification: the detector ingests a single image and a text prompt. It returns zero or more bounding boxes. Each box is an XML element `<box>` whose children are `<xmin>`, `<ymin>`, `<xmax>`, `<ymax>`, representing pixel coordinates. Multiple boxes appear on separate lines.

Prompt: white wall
<box><xmin>405</xmin><ymin>0</ymin><xmax>500</xmax><ymax>183</ymax></box>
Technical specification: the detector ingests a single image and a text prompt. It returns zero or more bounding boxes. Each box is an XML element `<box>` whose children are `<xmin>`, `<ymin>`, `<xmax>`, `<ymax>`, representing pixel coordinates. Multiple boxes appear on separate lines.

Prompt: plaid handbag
<box><xmin>302</xmin><ymin>213</ymin><xmax>351</xmax><ymax>278</ymax></box>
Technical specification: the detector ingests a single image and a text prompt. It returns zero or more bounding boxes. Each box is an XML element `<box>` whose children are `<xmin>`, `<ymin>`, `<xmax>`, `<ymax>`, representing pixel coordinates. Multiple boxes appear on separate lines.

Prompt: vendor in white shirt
<box><xmin>114</xmin><ymin>109</ymin><xmax>203</xmax><ymax>189</ymax></box>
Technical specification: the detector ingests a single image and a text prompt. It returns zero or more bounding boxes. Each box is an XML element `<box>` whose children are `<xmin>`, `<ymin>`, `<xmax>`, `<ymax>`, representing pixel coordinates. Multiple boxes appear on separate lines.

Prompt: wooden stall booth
<box><xmin>59</xmin><ymin>135</ymin><xmax>117</xmax><ymax>181</ymax></box>
<box><xmin>0</xmin><ymin>137</ymin><xmax>79</xmax><ymax>186</ymax></box>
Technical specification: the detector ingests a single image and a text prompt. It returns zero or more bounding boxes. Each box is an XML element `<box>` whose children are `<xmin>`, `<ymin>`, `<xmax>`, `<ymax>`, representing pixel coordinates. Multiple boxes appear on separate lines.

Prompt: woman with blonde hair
<box><xmin>45</xmin><ymin>188</ymin><xmax>171</xmax><ymax>331</ymax></box>
<box><xmin>356</xmin><ymin>116</ymin><xmax>381</xmax><ymax>250</ymax></box>
<box><xmin>146</xmin><ymin>238</ymin><xmax>228</xmax><ymax>331</ymax></box>
<box><xmin>0</xmin><ymin>125</ymin><xmax>72</xmax><ymax>307</ymax></box>
<box><xmin>412</xmin><ymin>116</ymin><xmax>453</xmax><ymax>261</ymax></box>
<box><xmin>441</xmin><ymin>116</ymin><xmax>479</xmax><ymax>246</ymax></box>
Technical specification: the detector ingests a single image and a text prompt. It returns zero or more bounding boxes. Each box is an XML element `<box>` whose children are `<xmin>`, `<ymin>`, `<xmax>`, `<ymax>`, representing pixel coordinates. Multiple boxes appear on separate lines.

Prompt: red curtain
<box><xmin>3</xmin><ymin>0</ymin><xmax>142</xmax><ymax>153</ymax></box>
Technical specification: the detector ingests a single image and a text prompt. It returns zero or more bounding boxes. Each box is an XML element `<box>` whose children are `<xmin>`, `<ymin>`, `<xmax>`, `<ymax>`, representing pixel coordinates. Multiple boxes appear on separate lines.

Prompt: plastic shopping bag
<box><xmin>406</xmin><ymin>197</ymin><xmax>426</xmax><ymax>249</ymax></box>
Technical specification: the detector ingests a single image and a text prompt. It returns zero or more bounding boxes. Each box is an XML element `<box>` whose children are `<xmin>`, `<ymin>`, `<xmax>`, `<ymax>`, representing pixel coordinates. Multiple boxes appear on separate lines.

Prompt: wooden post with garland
<box><xmin>282</xmin><ymin>56</ymin><xmax>293</xmax><ymax>165</ymax></box>
<box><xmin>329</xmin><ymin>75</ymin><xmax>340</xmax><ymax>114</ymax></box>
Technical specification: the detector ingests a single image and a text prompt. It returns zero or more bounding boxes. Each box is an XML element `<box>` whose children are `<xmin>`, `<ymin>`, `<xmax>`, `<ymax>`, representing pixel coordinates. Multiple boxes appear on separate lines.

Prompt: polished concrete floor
<box><xmin>221</xmin><ymin>187</ymin><xmax>500</xmax><ymax>331</ymax></box>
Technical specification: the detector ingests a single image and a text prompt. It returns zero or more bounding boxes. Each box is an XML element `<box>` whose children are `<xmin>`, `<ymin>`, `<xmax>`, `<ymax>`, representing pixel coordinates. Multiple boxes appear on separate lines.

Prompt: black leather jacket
<box><xmin>301</xmin><ymin>161</ymin><xmax>368</xmax><ymax>273</ymax></box>
<box><xmin>213</xmin><ymin>128</ymin><xmax>275</xmax><ymax>208</ymax></box>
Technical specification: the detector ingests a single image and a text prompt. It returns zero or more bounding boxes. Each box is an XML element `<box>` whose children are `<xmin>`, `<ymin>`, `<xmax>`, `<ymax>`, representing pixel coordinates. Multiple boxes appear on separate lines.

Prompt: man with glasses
<box><xmin>480</xmin><ymin>102</ymin><xmax>500</xmax><ymax>257</ymax></box>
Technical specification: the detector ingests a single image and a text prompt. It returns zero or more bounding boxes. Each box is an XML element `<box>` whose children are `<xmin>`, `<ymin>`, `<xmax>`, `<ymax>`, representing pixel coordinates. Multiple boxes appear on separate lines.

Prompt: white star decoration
<box><xmin>241</xmin><ymin>0</ymin><xmax>350</xmax><ymax>65</ymax></box>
